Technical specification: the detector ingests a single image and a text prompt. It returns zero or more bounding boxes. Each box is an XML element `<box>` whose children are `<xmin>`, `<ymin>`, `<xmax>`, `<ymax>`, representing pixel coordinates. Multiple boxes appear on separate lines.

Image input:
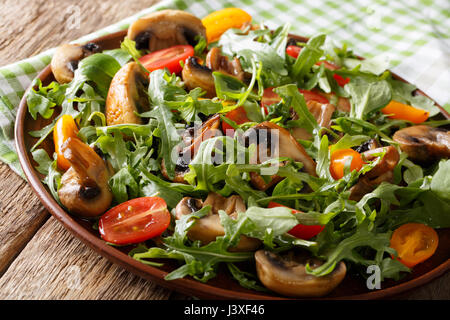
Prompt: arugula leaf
<box><xmin>109</xmin><ymin>167</ymin><xmax>139</xmax><ymax>203</ymax></box>
<box><xmin>430</xmin><ymin>159</ymin><xmax>450</xmax><ymax>200</ymax></box>
<box><xmin>388</xmin><ymin>78</ymin><xmax>440</xmax><ymax>116</ymax></box>
<box><xmin>291</xmin><ymin>34</ymin><xmax>326</xmax><ymax>79</ymax></box>
<box><xmin>343</xmin><ymin>54</ymin><xmax>390</xmax><ymax>76</ymax></box>
<box><xmin>26</xmin><ymin>79</ymin><xmax>67</xmax><ymax>120</ymax></box>
<box><xmin>219</xmin><ymin>25</ymin><xmax>289</xmax><ymax>76</ymax></box>
<box><xmin>274</xmin><ymin>84</ymin><xmax>318</xmax><ymax>133</ymax></box>
<box><xmin>31</xmin><ymin>149</ymin><xmax>53</xmax><ymax>175</ymax></box>
<box><xmin>346</xmin><ymin>79</ymin><xmax>391</xmax><ymax>119</ymax></box>
<box><xmin>307</xmin><ymin>221</ymin><xmax>409</xmax><ymax>280</ymax></box>
<box><xmin>227</xmin><ymin>263</ymin><xmax>268</xmax><ymax>292</ymax></box>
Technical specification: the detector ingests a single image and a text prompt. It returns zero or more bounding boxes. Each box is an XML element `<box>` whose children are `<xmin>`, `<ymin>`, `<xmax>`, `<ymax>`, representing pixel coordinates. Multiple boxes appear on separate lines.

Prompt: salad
<box><xmin>26</xmin><ymin>8</ymin><xmax>450</xmax><ymax>298</ymax></box>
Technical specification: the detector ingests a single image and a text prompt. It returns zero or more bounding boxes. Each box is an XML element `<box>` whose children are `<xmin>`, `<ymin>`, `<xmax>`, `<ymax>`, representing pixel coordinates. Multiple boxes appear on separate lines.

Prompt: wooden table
<box><xmin>0</xmin><ymin>0</ymin><xmax>448</xmax><ymax>300</ymax></box>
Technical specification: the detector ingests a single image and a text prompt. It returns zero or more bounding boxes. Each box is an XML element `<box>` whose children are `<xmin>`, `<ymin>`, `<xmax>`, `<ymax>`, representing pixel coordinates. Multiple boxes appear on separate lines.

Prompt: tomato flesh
<box><xmin>261</xmin><ymin>87</ymin><xmax>329</xmax><ymax>109</ymax></box>
<box><xmin>390</xmin><ymin>223</ymin><xmax>439</xmax><ymax>268</ymax></box>
<box><xmin>268</xmin><ymin>202</ymin><xmax>324</xmax><ymax>240</ymax></box>
<box><xmin>329</xmin><ymin>148</ymin><xmax>366</xmax><ymax>180</ymax></box>
<box><xmin>286</xmin><ymin>45</ymin><xmax>302</xmax><ymax>58</ymax></box>
<box><xmin>139</xmin><ymin>45</ymin><xmax>194</xmax><ymax>74</ymax></box>
<box><xmin>99</xmin><ymin>197</ymin><xmax>171</xmax><ymax>245</ymax></box>
<box><xmin>221</xmin><ymin>106</ymin><xmax>251</xmax><ymax>136</ymax></box>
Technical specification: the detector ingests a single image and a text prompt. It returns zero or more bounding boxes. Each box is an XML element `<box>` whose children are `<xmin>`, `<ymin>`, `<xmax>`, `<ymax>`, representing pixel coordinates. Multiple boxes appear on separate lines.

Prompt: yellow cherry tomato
<box><xmin>329</xmin><ymin>148</ymin><xmax>366</xmax><ymax>180</ymax></box>
<box><xmin>202</xmin><ymin>8</ymin><xmax>252</xmax><ymax>43</ymax></box>
<box><xmin>53</xmin><ymin>114</ymin><xmax>79</xmax><ymax>170</ymax></box>
<box><xmin>390</xmin><ymin>223</ymin><xmax>439</xmax><ymax>268</ymax></box>
<box><xmin>381</xmin><ymin>100</ymin><xmax>429</xmax><ymax>124</ymax></box>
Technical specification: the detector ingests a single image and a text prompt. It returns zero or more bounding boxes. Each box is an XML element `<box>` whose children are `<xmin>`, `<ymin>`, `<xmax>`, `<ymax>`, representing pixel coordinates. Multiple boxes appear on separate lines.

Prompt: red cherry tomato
<box><xmin>261</xmin><ymin>87</ymin><xmax>329</xmax><ymax>109</ymax></box>
<box><xmin>221</xmin><ymin>106</ymin><xmax>250</xmax><ymax>136</ymax></box>
<box><xmin>298</xmin><ymin>89</ymin><xmax>330</xmax><ymax>104</ymax></box>
<box><xmin>99</xmin><ymin>197</ymin><xmax>171</xmax><ymax>245</ymax></box>
<box><xmin>268</xmin><ymin>202</ymin><xmax>324</xmax><ymax>240</ymax></box>
<box><xmin>286</xmin><ymin>45</ymin><xmax>302</xmax><ymax>58</ymax></box>
<box><xmin>329</xmin><ymin>148</ymin><xmax>366</xmax><ymax>180</ymax></box>
<box><xmin>333</xmin><ymin>74</ymin><xmax>350</xmax><ymax>87</ymax></box>
<box><xmin>138</xmin><ymin>45</ymin><xmax>194</xmax><ymax>74</ymax></box>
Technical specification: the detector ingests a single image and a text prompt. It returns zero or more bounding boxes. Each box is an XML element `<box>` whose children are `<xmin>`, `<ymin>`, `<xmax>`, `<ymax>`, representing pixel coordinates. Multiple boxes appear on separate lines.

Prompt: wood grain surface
<box><xmin>0</xmin><ymin>0</ymin><xmax>448</xmax><ymax>300</ymax></box>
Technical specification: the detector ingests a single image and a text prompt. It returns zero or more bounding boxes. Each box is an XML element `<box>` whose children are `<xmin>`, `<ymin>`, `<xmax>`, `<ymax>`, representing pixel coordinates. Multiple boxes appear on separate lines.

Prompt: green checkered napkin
<box><xmin>1</xmin><ymin>0</ymin><xmax>449</xmax><ymax>177</ymax></box>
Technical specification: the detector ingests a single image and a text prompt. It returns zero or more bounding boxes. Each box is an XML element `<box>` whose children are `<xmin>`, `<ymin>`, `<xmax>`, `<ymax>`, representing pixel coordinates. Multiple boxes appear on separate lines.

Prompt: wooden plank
<box><xmin>0</xmin><ymin>0</ymin><xmax>163</xmax><ymax>66</ymax></box>
<box><xmin>0</xmin><ymin>163</ymin><xmax>49</xmax><ymax>276</ymax></box>
<box><xmin>0</xmin><ymin>216</ymin><xmax>174</xmax><ymax>299</ymax></box>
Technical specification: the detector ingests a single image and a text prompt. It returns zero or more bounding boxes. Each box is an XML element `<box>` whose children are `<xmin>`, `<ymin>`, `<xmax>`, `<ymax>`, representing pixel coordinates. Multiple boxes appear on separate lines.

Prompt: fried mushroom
<box><xmin>182</xmin><ymin>57</ymin><xmax>216</xmax><ymax>98</ymax></box>
<box><xmin>244</xmin><ymin>121</ymin><xmax>317</xmax><ymax>190</ymax></box>
<box><xmin>105</xmin><ymin>62</ymin><xmax>150</xmax><ymax>125</ymax></box>
<box><xmin>393</xmin><ymin>125</ymin><xmax>450</xmax><ymax>163</ymax></box>
<box><xmin>51</xmin><ymin>42</ymin><xmax>101</xmax><ymax>84</ymax></box>
<box><xmin>255</xmin><ymin>250</ymin><xmax>346</xmax><ymax>297</ymax></box>
<box><xmin>349</xmin><ymin>146</ymin><xmax>400</xmax><ymax>201</ymax></box>
<box><xmin>58</xmin><ymin>138</ymin><xmax>113</xmax><ymax>218</ymax></box>
<box><xmin>182</xmin><ymin>48</ymin><xmax>245</xmax><ymax>98</ymax></box>
<box><xmin>127</xmin><ymin>10</ymin><xmax>206</xmax><ymax>51</ymax></box>
<box><xmin>175</xmin><ymin>193</ymin><xmax>261</xmax><ymax>252</ymax></box>
<box><xmin>161</xmin><ymin>115</ymin><xmax>221</xmax><ymax>183</ymax></box>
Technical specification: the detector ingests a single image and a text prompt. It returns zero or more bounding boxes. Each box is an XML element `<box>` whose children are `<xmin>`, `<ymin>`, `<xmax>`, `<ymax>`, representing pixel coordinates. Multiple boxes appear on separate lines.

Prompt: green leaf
<box><xmin>31</xmin><ymin>149</ymin><xmax>53</xmax><ymax>175</ymax></box>
<box><xmin>274</xmin><ymin>84</ymin><xmax>318</xmax><ymax>133</ymax></box>
<box><xmin>346</xmin><ymin>79</ymin><xmax>391</xmax><ymax>119</ymax></box>
<box><xmin>430</xmin><ymin>159</ymin><xmax>450</xmax><ymax>200</ymax></box>
<box><xmin>291</xmin><ymin>34</ymin><xmax>326</xmax><ymax>79</ymax></box>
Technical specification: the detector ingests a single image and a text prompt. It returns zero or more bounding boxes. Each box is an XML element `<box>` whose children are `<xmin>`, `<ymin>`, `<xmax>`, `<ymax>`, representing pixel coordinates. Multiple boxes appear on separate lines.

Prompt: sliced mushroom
<box><xmin>349</xmin><ymin>146</ymin><xmax>400</xmax><ymax>201</ymax></box>
<box><xmin>161</xmin><ymin>115</ymin><xmax>221</xmax><ymax>183</ymax></box>
<box><xmin>255</xmin><ymin>250</ymin><xmax>346</xmax><ymax>297</ymax></box>
<box><xmin>127</xmin><ymin>10</ymin><xmax>206</xmax><ymax>51</ymax></box>
<box><xmin>182</xmin><ymin>57</ymin><xmax>216</xmax><ymax>98</ymax></box>
<box><xmin>175</xmin><ymin>193</ymin><xmax>261</xmax><ymax>252</ymax></box>
<box><xmin>105</xmin><ymin>62</ymin><xmax>150</xmax><ymax>125</ymax></box>
<box><xmin>290</xmin><ymin>101</ymin><xmax>335</xmax><ymax>141</ymax></box>
<box><xmin>58</xmin><ymin>138</ymin><xmax>113</xmax><ymax>218</ymax></box>
<box><xmin>244</xmin><ymin>121</ymin><xmax>316</xmax><ymax>190</ymax></box>
<box><xmin>182</xmin><ymin>48</ymin><xmax>245</xmax><ymax>98</ymax></box>
<box><xmin>51</xmin><ymin>42</ymin><xmax>101</xmax><ymax>84</ymax></box>
<box><xmin>205</xmin><ymin>47</ymin><xmax>244</xmax><ymax>81</ymax></box>
<box><xmin>393</xmin><ymin>125</ymin><xmax>450</xmax><ymax>163</ymax></box>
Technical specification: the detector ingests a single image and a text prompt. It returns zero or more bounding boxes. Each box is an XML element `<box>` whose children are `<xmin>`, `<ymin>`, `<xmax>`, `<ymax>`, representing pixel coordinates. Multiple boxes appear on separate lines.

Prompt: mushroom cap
<box><xmin>255</xmin><ymin>250</ymin><xmax>347</xmax><ymax>297</ymax></box>
<box><xmin>393</xmin><ymin>125</ymin><xmax>450</xmax><ymax>163</ymax></box>
<box><xmin>127</xmin><ymin>10</ymin><xmax>206</xmax><ymax>51</ymax></box>
<box><xmin>51</xmin><ymin>43</ymin><xmax>101</xmax><ymax>84</ymax></box>
<box><xmin>105</xmin><ymin>62</ymin><xmax>149</xmax><ymax>125</ymax></box>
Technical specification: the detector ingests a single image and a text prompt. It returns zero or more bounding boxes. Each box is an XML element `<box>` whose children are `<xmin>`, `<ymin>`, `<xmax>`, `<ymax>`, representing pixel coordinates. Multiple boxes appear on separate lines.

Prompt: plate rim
<box><xmin>14</xmin><ymin>30</ymin><xmax>450</xmax><ymax>300</ymax></box>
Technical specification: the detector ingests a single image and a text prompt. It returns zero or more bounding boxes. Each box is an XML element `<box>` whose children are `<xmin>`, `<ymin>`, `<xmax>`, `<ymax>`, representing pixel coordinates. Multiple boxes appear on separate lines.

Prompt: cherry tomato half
<box><xmin>99</xmin><ymin>197</ymin><xmax>171</xmax><ymax>245</ymax></box>
<box><xmin>261</xmin><ymin>87</ymin><xmax>329</xmax><ymax>109</ymax></box>
<box><xmin>390</xmin><ymin>223</ymin><xmax>439</xmax><ymax>268</ymax></box>
<box><xmin>268</xmin><ymin>202</ymin><xmax>324</xmax><ymax>240</ymax></box>
<box><xmin>139</xmin><ymin>45</ymin><xmax>194</xmax><ymax>74</ymax></box>
<box><xmin>329</xmin><ymin>148</ymin><xmax>366</xmax><ymax>180</ymax></box>
<box><xmin>286</xmin><ymin>45</ymin><xmax>302</xmax><ymax>58</ymax></box>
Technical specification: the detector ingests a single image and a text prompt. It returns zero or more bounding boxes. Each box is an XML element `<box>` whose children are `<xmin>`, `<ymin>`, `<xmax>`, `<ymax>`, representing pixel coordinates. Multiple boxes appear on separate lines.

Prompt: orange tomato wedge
<box><xmin>53</xmin><ymin>114</ymin><xmax>79</xmax><ymax>170</ymax></box>
<box><xmin>381</xmin><ymin>100</ymin><xmax>429</xmax><ymax>124</ymax></box>
<box><xmin>329</xmin><ymin>148</ymin><xmax>366</xmax><ymax>180</ymax></box>
<box><xmin>202</xmin><ymin>8</ymin><xmax>252</xmax><ymax>43</ymax></box>
<box><xmin>390</xmin><ymin>223</ymin><xmax>439</xmax><ymax>268</ymax></box>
